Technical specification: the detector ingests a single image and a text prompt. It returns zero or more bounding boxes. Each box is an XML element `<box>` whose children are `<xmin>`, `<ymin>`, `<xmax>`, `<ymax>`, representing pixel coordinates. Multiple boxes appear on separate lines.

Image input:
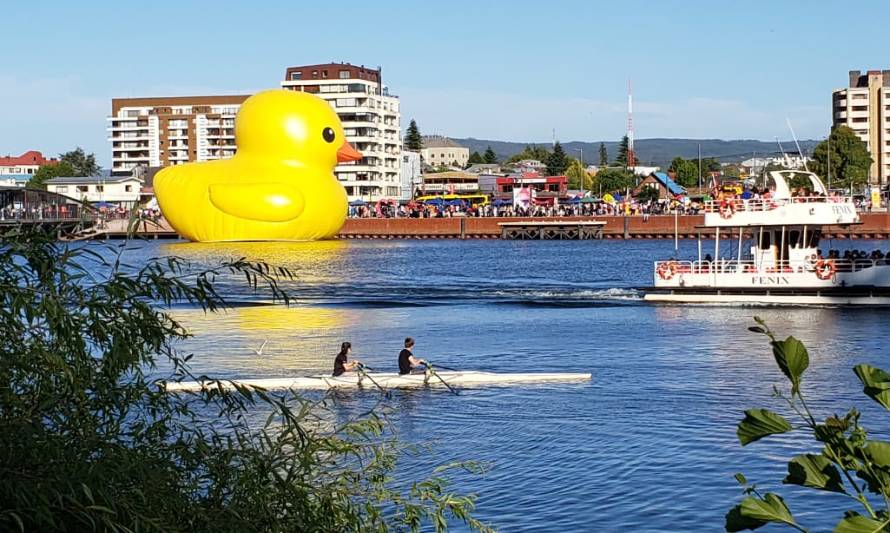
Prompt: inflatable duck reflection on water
<box><xmin>154</xmin><ymin>89</ymin><xmax>362</xmax><ymax>242</ymax></box>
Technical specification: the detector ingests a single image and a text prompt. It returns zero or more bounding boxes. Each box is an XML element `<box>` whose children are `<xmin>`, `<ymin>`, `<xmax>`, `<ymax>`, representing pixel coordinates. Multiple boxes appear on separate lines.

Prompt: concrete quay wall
<box><xmin>337</xmin><ymin>214</ymin><xmax>890</xmax><ymax>240</ymax></box>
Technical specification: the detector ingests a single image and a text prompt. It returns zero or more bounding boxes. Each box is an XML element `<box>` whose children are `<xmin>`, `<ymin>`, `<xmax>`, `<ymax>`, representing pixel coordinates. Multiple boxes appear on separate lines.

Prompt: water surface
<box><xmin>117</xmin><ymin>238</ymin><xmax>890</xmax><ymax>531</ymax></box>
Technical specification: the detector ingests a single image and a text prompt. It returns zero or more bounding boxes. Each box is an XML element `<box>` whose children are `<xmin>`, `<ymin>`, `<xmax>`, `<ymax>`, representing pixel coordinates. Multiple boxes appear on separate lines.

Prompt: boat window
<box><xmin>759</xmin><ymin>231</ymin><xmax>772</xmax><ymax>249</ymax></box>
<box><xmin>788</xmin><ymin>230</ymin><xmax>801</xmax><ymax>248</ymax></box>
<box><xmin>808</xmin><ymin>229</ymin><xmax>822</xmax><ymax>248</ymax></box>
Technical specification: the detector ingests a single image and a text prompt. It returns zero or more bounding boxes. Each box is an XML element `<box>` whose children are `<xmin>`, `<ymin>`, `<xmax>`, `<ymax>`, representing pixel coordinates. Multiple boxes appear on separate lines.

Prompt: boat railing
<box><xmin>702</xmin><ymin>196</ymin><xmax>852</xmax><ymax>214</ymax></box>
<box><xmin>654</xmin><ymin>258</ymin><xmax>888</xmax><ymax>276</ymax></box>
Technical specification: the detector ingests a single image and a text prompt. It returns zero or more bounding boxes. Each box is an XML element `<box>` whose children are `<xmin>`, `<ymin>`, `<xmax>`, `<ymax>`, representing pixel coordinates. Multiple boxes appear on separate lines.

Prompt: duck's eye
<box><xmin>322</xmin><ymin>127</ymin><xmax>336</xmax><ymax>143</ymax></box>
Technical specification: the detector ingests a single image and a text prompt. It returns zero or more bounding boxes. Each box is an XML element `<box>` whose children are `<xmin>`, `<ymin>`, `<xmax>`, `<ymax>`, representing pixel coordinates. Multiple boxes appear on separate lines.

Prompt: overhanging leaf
<box><xmin>863</xmin><ymin>441</ymin><xmax>890</xmax><ymax>471</ymax></box>
<box><xmin>727</xmin><ymin>494</ymin><xmax>796</xmax><ymax>530</ymax></box>
<box><xmin>737</xmin><ymin>409</ymin><xmax>793</xmax><ymax>446</ymax></box>
<box><xmin>783</xmin><ymin>453</ymin><xmax>845</xmax><ymax>493</ymax></box>
<box><xmin>854</xmin><ymin>365</ymin><xmax>890</xmax><ymax>412</ymax></box>
<box><xmin>834</xmin><ymin>512</ymin><xmax>890</xmax><ymax>533</ymax></box>
<box><xmin>725</xmin><ymin>503</ymin><xmax>768</xmax><ymax>532</ymax></box>
<box><xmin>772</xmin><ymin>337</ymin><xmax>809</xmax><ymax>395</ymax></box>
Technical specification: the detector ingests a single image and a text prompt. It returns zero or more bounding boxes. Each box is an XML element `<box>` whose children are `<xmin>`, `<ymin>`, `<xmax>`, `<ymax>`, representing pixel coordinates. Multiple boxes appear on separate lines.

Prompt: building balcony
<box><xmin>112</xmin><ymin>145</ymin><xmax>150</xmax><ymax>151</ymax></box>
<box><xmin>835</xmin><ymin>111</ymin><xmax>848</xmax><ymax>120</ymax></box>
<box><xmin>109</xmin><ymin>125</ymin><xmax>150</xmax><ymax>132</ymax></box>
<box><xmin>349</xmin><ymin>135</ymin><xmax>380</xmax><ymax>142</ymax></box>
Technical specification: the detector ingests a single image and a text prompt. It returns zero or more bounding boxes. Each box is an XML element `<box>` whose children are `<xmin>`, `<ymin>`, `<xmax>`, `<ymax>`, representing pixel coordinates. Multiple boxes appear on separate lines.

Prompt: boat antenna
<box><xmin>786</xmin><ymin>118</ymin><xmax>810</xmax><ymax>172</ymax></box>
<box><xmin>775</xmin><ymin>137</ymin><xmax>789</xmax><ymax>168</ymax></box>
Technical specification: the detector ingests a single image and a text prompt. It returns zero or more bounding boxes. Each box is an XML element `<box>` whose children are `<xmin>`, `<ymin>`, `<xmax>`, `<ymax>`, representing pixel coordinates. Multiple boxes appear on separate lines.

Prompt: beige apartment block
<box><xmin>832</xmin><ymin>70</ymin><xmax>890</xmax><ymax>185</ymax></box>
<box><xmin>281</xmin><ymin>63</ymin><xmax>401</xmax><ymax>201</ymax></box>
<box><xmin>107</xmin><ymin>95</ymin><xmax>248</xmax><ymax>176</ymax></box>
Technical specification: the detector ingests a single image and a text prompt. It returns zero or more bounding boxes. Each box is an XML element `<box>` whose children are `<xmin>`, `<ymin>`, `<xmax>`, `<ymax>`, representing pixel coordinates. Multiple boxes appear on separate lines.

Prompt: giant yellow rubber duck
<box><xmin>154</xmin><ymin>89</ymin><xmax>361</xmax><ymax>242</ymax></box>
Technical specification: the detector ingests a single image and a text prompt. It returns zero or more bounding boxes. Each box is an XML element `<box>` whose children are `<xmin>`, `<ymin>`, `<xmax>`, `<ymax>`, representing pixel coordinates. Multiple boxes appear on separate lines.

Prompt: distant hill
<box><xmin>452</xmin><ymin>138</ymin><xmax>820</xmax><ymax>167</ymax></box>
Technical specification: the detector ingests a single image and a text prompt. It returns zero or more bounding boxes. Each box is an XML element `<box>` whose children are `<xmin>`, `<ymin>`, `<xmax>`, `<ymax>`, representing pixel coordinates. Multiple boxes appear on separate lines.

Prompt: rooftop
<box><xmin>422</xmin><ymin>136</ymin><xmax>466</xmax><ymax>149</ymax></box>
<box><xmin>0</xmin><ymin>150</ymin><xmax>57</xmax><ymax>167</ymax></box>
<box><xmin>45</xmin><ymin>176</ymin><xmax>140</xmax><ymax>185</ymax></box>
<box><xmin>652</xmin><ymin>172</ymin><xmax>687</xmax><ymax>196</ymax></box>
<box><xmin>283</xmin><ymin>62</ymin><xmax>381</xmax><ymax>83</ymax></box>
<box><xmin>0</xmin><ymin>174</ymin><xmax>30</xmax><ymax>183</ymax></box>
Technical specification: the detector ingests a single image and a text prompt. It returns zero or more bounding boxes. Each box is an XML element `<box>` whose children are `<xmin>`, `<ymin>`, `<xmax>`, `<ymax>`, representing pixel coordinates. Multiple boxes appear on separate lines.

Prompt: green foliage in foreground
<box><xmin>726</xmin><ymin>317</ymin><xmax>890</xmax><ymax>532</ymax></box>
<box><xmin>0</xmin><ymin>228</ymin><xmax>493</xmax><ymax>532</ymax></box>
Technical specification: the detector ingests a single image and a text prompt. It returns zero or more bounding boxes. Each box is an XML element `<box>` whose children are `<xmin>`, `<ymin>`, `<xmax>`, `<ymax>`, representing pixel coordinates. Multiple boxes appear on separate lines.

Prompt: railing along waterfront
<box><xmin>0</xmin><ymin>206</ymin><xmax>96</xmax><ymax>224</ymax></box>
<box><xmin>654</xmin><ymin>258</ymin><xmax>890</xmax><ymax>275</ymax></box>
<box><xmin>702</xmin><ymin>196</ymin><xmax>853</xmax><ymax>214</ymax></box>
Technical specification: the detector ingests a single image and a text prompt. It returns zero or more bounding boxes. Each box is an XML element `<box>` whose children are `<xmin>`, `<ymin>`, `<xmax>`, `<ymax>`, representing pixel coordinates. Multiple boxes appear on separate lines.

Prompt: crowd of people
<box><xmin>348</xmin><ymin>198</ymin><xmax>705</xmax><ymax>219</ymax></box>
<box><xmin>1</xmin><ymin>203</ymin><xmax>91</xmax><ymax>221</ymax></box>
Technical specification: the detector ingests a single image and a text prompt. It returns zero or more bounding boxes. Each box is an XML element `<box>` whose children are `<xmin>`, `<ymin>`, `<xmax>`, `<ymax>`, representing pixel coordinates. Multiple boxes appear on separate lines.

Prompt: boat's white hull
<box><xmin>644</xmin><ymin>291</ymin><xmax>890</xmax><ymax>306</ymax></box>
<box><xmin>165</xmin><ymin>371</ymin><xmax>592</xmax><ymax>392</ymax></box>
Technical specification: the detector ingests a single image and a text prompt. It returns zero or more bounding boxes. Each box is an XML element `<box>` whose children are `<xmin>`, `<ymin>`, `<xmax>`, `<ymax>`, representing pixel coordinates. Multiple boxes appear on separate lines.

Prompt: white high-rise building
<box><xmin>281</xmin><ymin>63</ymin><xmax>401</xmax><ymax>201</ymax></box>
<box><xmin>832</xmin><ymin>70</ymin><xmax>890</xmax><ymax>185</ymax></box>
<box><xmin>107</xmin><ymin>96</ymin><xmax>247</xmax><ymax>176</ymax></box>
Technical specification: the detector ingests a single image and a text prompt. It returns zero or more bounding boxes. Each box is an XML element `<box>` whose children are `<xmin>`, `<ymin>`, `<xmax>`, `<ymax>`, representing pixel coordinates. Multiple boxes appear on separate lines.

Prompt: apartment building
<box><xmin>280</xmin><ymin>63</ymin><xmax>401</xmax><ymax>200</ymax></box>
<box><xmin>832</xmin><ymin>70</ymin><xmax>890</xmax><ymax>185</ymax></box>
<box><xmin>420</xmin><ymin>136</ymin><xmax>469</xmax><ymax>169</ymax></box>
<box><xmin>107</xmin><ymin>95</ymin><xmax>248</xmax><ymax>176</ymax></box>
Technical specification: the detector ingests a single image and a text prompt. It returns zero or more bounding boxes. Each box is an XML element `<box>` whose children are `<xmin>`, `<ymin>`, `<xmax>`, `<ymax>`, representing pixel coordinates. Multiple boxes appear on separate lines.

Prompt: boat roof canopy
<box><xmin>767</xmin><ymin>170</ymin><xmax>827</xmax><ymax>200</ymax></box>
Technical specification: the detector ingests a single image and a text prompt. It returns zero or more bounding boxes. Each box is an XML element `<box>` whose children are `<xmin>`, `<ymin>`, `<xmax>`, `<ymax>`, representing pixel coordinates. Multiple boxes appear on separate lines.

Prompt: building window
<box><xmin>96</xmin><ymin>185</ymin><xmax>104</xmax><ymax>192</ymax></box>
<box><xmin>77</xmin><ymin>186</ymin><xmax>88</xmax><ymax>192</ymax></box>
<box><xmin>290</xmin><ymin>71</ymin><xmax>302</xmax><ymax>80</ymax></box>
<box><xmin>322</xmin><ymin>70</ymin><xmax>328</xmax><ymax>78</ymax></box>
<box><xmin>311</xmin><ymin>70</ymin><xmax>318</xmax><ymax>78</ymax></box>
<box><xmin>339</xmin><ymin>70</ymin><xmax>350</xmax><ymax>79</ymax></box>
<box><xmin>125</xmin><ymin>185</ymin><xmax>133</xmax><ymax>192</ymax></box>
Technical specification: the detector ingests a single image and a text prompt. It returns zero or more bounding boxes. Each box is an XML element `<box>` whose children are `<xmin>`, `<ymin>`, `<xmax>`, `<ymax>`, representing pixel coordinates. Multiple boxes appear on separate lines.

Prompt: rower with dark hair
<box><xmin>333</xmin><ymin>342</ymin><xmax>361</xmax><ymax>377</ymax></box>
<box><xmin>398</xmin><ymin>337</ymin><xmax>427</xmax><ymax>375</ymax></box>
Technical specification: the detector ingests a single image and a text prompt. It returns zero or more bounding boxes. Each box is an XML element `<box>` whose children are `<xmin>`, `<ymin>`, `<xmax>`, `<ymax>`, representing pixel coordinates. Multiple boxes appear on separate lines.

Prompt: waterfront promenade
<box><xmin>337</xmin><ymin>213</ymin><xmax>890</xmax><ymax>240</ymax></box>
<box><xmin>71</xmin><ymin>213</ymin><xmax>890</xmax><ymax>240</ymax></box>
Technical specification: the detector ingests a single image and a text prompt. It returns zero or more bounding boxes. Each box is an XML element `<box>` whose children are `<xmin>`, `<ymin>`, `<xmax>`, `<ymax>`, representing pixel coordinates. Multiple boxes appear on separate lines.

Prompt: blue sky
<box><xmin>3</xmin><ymin>0</ymin><xmax>889</xmax><ymax>165</ymax></box>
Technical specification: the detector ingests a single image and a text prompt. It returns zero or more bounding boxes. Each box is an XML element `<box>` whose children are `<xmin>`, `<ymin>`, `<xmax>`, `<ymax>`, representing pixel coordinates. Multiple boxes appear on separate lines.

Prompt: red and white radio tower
<box><xmin>627</xmin><ymin>79</ymin><xmax>636</xmax><ymax>168</ymax></box>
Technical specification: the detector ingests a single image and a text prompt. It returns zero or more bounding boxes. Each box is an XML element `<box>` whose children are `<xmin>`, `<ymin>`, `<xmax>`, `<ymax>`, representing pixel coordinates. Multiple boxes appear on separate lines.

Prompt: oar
<box><xmin>426</xmin><ymin>363</ymin><xmax>459</xmax><ymax>371</ymax></box>
<box><xmin>355</xmin><ymin>363</ymin><xmax>390</xmax><ymax>397</ymax></box>
<box><xmin>423</xmin><ymin>362</ymin><xmax>459</xmax><ymax>395</ymax></box>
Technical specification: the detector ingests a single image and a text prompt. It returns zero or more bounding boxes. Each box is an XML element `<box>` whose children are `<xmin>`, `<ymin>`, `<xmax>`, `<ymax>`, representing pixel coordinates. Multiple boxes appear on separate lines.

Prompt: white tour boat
<box><xmin>165</xmin><ymin>371</ymin><xmax>592</xmax><ymax>392</ymax></box>
<box><xmin>644</xmin><ymin>170</ymin><xmax>890</xmax><ymax>305</ymax></box>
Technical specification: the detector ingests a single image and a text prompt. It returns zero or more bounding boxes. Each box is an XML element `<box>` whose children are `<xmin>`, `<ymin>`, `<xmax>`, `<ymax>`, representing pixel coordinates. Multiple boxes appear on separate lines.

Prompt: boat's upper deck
<box><xmin>702</xmin><ymin>171</ymin><xmax>859</xmax><ymax>228</ymax></box>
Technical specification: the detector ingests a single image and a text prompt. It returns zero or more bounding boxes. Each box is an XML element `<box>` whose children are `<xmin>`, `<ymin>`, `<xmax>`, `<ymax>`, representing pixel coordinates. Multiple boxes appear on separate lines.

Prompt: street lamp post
<box><xmin>574</xmin><ymin>147</ymin><xmax>584</xmax><ymax>216</ymax></box>
<box><xmin>574</xmin><ymin>147</ymin><xmax>584</xmax><ymax>188</ymax></box>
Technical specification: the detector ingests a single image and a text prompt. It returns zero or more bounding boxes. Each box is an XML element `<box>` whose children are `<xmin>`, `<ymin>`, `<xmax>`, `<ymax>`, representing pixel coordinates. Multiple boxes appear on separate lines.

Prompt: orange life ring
<box><xmin>814</xmin><ymin>259</ymin><xmax>836</xmax><ymax>280</ymax></box>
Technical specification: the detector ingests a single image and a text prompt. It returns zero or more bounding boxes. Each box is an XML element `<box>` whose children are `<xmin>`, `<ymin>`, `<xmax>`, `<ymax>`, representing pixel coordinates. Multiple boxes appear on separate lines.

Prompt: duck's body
<box><xmin>154</xmin><ymin>90</ymin><xmax>360</xmax><ymax>242</ymax></box>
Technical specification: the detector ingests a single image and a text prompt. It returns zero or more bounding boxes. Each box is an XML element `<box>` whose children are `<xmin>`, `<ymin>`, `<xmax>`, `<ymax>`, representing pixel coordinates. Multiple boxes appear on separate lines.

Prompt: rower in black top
<box><xmin>398</xmin><ymin>337</ymin><xmax>426</xmax><ymax>375</ymax></box>
<box><xmin>333</xmin><ymin>342</ymin><xmax>360</xmax><ymax>377</ymax></box>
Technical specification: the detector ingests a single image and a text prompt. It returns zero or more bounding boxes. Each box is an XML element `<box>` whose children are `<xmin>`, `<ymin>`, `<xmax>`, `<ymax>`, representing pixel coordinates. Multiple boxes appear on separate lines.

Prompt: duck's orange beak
<box><xmin>337</xmin><ymin>142</ymin><xmax>363</xmax><ymax>163</ymax></box>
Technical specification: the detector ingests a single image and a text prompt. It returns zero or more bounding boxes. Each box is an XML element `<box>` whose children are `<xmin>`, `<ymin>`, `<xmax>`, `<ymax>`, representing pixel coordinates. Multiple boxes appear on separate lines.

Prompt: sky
<box><xmin>3</xmin><ymin>0</ymin><xmax>889</xmax><ymax>166</ymax></box>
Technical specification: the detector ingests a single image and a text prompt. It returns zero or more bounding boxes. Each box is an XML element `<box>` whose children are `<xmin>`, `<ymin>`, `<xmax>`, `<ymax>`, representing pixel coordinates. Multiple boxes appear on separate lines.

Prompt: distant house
<box><xmin>465</xmin><ymin>163</ymin><xmax>502</xmax><ymax>174</ymax></box>
<box><xmin>420</xmin><ymin>136</ymin><xmax>469</xmax><ymax>169</ymax></box>
<box><xmin>633</xmin><ymin>172</ymin><xmax>686</xmax><ymax>199</ymax></box>
<box><xmin>0</xmin><ymin>150</ymin><xmax>58</xmax><ymax>175</ymax></box>
<box><xmin>515</xmin><ymin>159</ymin><xmax>546</xmax><ymax>173</ymax></box>
<box><xmin>45</xmin><ymin>175</ymin><xmax>142</xmax><ymax>207</ymax></box>
<box><xmin>0</xmin><ymin>174</ymin><xmax>30</xmax><ymax>188</ymax></box>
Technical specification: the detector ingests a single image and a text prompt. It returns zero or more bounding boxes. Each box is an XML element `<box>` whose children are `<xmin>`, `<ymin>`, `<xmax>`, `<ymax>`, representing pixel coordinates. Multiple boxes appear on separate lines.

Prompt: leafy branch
<box><xmin>726</xmin><ymin>317</ymin><xmax>890</xmax><ymax>533</ymax></box>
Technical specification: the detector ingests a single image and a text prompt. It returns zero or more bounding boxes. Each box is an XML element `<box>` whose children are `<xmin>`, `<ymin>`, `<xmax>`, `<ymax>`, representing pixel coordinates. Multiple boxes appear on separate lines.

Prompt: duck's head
<box><xmin>235</xmin><ymin>89</ymin><xmax>362</xmax><ymax>168</ymax></box>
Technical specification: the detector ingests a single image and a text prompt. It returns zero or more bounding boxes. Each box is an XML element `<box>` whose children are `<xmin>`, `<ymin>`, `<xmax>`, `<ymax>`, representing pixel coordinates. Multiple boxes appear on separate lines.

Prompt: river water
<box><xmin>121</xmin><ymin>238</ymin><xmax>890</xmax><ymax>531</ymax></box>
